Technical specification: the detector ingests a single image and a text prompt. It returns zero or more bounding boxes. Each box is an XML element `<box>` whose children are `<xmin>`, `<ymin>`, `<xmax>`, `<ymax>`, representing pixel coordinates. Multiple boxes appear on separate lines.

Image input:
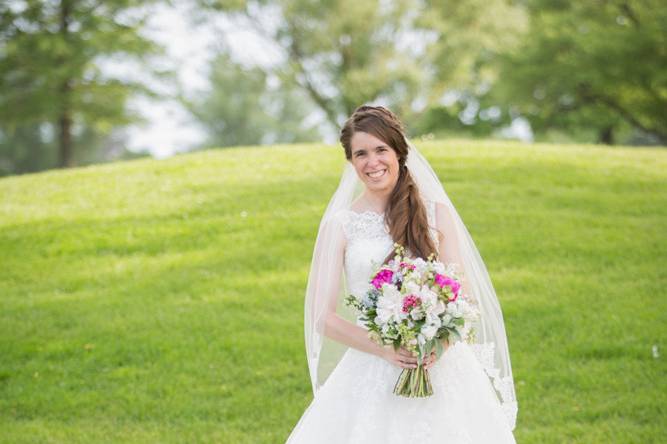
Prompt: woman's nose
<box><xmin>367</xmin><ymin>152</ymin><xmax>381</xmax><ymax>167</ymax></box>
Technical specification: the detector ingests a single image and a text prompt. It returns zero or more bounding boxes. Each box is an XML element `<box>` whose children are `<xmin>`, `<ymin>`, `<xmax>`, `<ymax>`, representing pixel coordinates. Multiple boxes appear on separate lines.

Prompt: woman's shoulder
<box><xmin>426</xmin><ymin>200</ymin><xmax>457</xmax><ymax>240</ymax></box>
<box><xmin>322</xmin><ymin>209</ymin><xmax>355</xmax><ymax>236</ymax></box>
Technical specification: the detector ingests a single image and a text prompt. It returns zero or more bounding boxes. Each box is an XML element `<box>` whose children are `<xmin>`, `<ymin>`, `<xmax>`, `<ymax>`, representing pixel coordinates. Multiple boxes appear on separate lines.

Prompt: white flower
<box><xmin>419</xmin><ymin>286</ymin><xmax>438</xmax><ymax>306</ymax></box>
<box><xmin>404</xmin><ymin>281</ymin><xmax>420</xmax><ymax>295</ymax></box>
<box><xmin>376</xmin><ymin>285</ymin><xmax>404</xmax><ymax>325</ymax></box>
<box><xmin>447</xmin><ymin>302</ymin><xmax>462</xmax><ymax>318</ymax></box>
<box><xmin>410</xmin><ymin>309</ymin><xmax>424</xmax><ymax>320</ymax></box>
<box><xmin>412</xmin><ymin>257</ymin><xmax>427</xmax><ymax>273</ymax></box>
<box><xmin>433</xmin><ymin>300</ymin><xmax>446</xmax><ymax>316</ymax></box>
<box><xmin>421</xmin><ymin>287</ymin><xmax>445</xmax><ymax>323</ymax></box>
<box><xmin>433</xmin><ymin>261</ymin><xmax>445</xmax><ymax>274</ymax></box>
<box><xmin>421</xmin><ymin>324</ymin><xmax>438</xmax><ymax>340</ymax></box>
<box><xmin>425</xmin><ymin>310</ymin><xmax>443</xmax><ymax>328</ymax></box>
<box><xmin>381</xmin><ymin>323</ymin><xmax>391</xmax><ymax>335</ymax></box>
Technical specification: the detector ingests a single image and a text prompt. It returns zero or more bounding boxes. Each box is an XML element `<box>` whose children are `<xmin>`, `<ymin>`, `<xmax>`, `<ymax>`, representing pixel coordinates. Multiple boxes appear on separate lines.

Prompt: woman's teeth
<box><xmin>367</xmin><ymin>169</ymin><xmax>386</xmax><ymax>178</ymax></box>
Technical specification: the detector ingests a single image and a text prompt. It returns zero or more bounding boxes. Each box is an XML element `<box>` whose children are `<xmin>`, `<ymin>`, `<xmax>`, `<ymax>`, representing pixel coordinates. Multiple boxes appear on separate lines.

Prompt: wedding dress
<box><xmin>286</xmin><ymin>201</ymin><xmax>517</xmax><ymax>444</ymax></box>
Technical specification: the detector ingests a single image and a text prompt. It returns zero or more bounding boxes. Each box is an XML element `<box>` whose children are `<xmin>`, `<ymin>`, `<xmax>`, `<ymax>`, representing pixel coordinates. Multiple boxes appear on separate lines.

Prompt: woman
<box><xmin>286</xmin><ymin>106</ymin><xmax>518</xmax><ymax>443</ymax></box>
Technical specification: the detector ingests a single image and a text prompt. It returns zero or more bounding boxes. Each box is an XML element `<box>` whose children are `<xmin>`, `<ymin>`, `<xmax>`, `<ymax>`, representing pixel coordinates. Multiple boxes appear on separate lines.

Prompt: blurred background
<box><xmin>1</xmin><ymin>0</ymin><xmax>665</xmax><ymax>176</ymax></box>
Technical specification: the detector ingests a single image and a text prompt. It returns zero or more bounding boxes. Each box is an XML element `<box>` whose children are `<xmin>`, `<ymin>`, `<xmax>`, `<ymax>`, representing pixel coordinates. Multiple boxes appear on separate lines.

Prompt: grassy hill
<box><xmin>1</xmin><ymin>139</ymin><xmax>665</xmax><ymax>443</ymax></box>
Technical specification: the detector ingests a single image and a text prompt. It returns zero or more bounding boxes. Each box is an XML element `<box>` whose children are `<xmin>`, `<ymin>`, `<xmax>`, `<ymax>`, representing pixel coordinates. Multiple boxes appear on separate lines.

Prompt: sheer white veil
<box><xmin>303</xmin><ymin>136</ymin><xmax>518</xmax><ymax>430</ymax></box>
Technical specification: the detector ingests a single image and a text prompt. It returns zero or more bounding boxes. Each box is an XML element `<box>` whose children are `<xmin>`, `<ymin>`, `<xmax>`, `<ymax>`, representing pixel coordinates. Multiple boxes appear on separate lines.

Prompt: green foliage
<box><xmin>0</xmin><ymin>1</ymin><xmax>171</xmax><ymax>173</ymax></box>
<box><xmin>200</xmin><ymin>0</ymin><xmax>665</xmax><ymax>145</ymax></box>
<box><xmin>200</xmin><ymin>0</ymin><xmax>530</xmax><ymax>135</ymax></box>
<box><xmin>0</xmin><ymin>123</ymin><xmax>57</xmax><ymax>176</ymax></box>
<box><xmin>182</xmin><ymin>49</ymin><xmax>321</xmax><ymax>148</ymax></box>
<box><xmin>493</xmin><ymin>0</ymin><xmax>667</xmax><ymax>144</ymax></box>
<box><xmin>415</xmin><ymin>0</ymin><xmax>528</xmax><ymax>105</ymax></box>
<box><xmin>276</xmin><ymin>0</ymin><xmax>428</xmax><ymax>124</ymax></box>
<box><xmin>0</xmin><ymin>139</ymin><xmax>665</xmax><ymax>442</ymax></box>
<box><xmin>203</xmin><ymin>0</ymin><xmax>518</xmax><ymax>129</ymax></box>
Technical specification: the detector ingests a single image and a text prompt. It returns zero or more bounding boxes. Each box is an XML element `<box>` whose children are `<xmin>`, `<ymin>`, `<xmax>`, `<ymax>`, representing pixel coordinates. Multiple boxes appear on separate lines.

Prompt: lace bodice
<box><xmin>339</xmin><ymin>200</ymin><xmax>439</xmax><ymax>302</ymax></box>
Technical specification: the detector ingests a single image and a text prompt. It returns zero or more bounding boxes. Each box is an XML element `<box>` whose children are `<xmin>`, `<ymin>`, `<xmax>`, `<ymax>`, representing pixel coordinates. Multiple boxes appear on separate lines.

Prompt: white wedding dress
<box><xmin>286</xmin><ymin>203</ymin><xmax>517</xmax><ymax>444</ymax></box>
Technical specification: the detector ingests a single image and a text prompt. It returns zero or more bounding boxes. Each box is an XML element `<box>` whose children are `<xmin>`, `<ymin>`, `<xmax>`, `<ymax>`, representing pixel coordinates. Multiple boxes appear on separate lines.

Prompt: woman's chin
<box><xmin>365</xmin><ymin>181</ymin><xmax>388</xmax><ymax>192</ymax></box>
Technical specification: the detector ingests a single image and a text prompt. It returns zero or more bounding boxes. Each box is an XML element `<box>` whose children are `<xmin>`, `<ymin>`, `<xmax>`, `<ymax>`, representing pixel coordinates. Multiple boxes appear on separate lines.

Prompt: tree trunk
<box><xmin>58</xmin><ymin>0</ymin><xmax>73</xmax><ymax>168</ymax></box>
<box><xmin>598</xmin><ymin>125</ymin><xmax>614</xmax><ymax>145</ymax></box>
<box><xmin>58</xmin><ymin>104</ymin><xmax>73</xmax><ymax>168</ymax></box>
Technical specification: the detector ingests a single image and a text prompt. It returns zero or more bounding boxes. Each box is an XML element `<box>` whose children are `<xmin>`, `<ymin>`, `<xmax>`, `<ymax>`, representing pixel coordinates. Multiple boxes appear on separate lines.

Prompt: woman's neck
<box><xmin>359</xmin><ymin>190</ymin><xmax>390</xmax><ymax>213</ymax></box>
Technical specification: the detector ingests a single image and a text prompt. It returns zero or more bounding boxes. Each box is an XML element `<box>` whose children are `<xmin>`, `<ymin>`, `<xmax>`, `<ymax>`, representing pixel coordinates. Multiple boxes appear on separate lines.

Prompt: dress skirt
<box><xmin>285</xmin><ymin>341</ymin><xmax>516</xmax><ymax>444</ymax></box>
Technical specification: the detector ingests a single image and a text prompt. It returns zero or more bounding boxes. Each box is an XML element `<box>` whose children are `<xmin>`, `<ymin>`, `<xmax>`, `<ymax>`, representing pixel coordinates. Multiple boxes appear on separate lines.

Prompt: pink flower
<box><xmin>401</xmin><ymin>294</ymin><xmax>422</xmax><ymax>313</ymax></box>
<box><xmin>371</xmin><ymin>269</ymin><xmax>394</xmax><ymax>289</ymax></box>
<box><xmin>434</xmin><ymin>273</ymin><xmax>461</xmax><ymax>301</ymax></box>
<box><xmin>399</xmin><ymin>262</ymin><xmax>416</xmax><ymax>271</ymax></box>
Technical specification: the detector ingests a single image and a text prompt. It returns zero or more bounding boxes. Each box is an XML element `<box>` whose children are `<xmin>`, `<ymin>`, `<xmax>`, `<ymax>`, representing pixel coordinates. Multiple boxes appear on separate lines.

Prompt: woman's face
<box><xmin>349</xmin><ymin>131</ymin><xmax>400</xmax><ymax>194</ymax></box>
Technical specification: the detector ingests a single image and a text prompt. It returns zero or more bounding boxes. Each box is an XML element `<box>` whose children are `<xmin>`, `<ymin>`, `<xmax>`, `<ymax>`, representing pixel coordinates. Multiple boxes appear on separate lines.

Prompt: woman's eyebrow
<box><xmin>353</xmin><ymin>145</ymin><xmax>387</xmax><ymax>155</ymax></box>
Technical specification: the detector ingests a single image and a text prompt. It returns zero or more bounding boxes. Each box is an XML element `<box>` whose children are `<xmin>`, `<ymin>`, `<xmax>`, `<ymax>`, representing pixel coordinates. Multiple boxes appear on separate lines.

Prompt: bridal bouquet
<box><xmin>345</xmin><ymin>243</ymin><xmax>480</xmax><ymax>398</ymax></box>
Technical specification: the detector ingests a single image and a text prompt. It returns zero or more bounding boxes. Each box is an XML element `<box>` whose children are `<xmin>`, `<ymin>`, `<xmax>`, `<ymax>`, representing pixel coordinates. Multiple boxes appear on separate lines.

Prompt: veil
<box><xmin>303</xmin><ymin>137</ymin><xmax>518</xmax><ymax>430</ymax></box>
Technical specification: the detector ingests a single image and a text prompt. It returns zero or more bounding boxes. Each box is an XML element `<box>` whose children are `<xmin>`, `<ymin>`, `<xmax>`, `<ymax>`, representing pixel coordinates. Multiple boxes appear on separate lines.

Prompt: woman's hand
<box><xmin>423</xmin><ymin>338</ymin><xmax>451</xmax><ymax>370</ymax></box>
<box><xmin>379</xmin><ymin>339</ymin><xmax>451</xmax><ymax>370</ymax></box>
<box><xmin>379</xmin><ymin>345</ymin><xmax>419</xmax><ymax>369</ymax></box>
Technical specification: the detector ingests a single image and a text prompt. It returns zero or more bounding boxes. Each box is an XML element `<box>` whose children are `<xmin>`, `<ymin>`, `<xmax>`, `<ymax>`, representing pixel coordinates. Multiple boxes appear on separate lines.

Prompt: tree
<box><xmin>198</xmin><ymin>0</ymin><xmax>527</xmax><ymax>137</ymax></box>
<box><xmin>182</xmin><ymin>48</ymin><xmax>321</xmax><ymax>148</ymax></box>
<box><xmin>408</xmin><ymin>0</ymin><xmax>529</xmax><ymax>138</ymax></box>
<box><xmin>492</xmin><ymin>0</ymin><xmax>667</xmax><ymax>145</ymax></box>
<box><xmin>0</xmin><ymin>0</ymin><xmax>171</xmax><ymax>172</ymax></box>
<box><xmin>196</xmin><ymin>0</ymin><xmax>431</xmax><ymax>131</ymax></box>
<box><xmin>0</xmin><ymin>123</ymin><xmax>56</xmax><ymax>176</ymax></box>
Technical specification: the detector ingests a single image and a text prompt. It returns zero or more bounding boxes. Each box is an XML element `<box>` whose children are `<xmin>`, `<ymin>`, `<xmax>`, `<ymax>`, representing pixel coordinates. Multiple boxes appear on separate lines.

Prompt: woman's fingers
<box><xmin>423</xmin><ymin>351</ymin><xmax>437</xmax><ymax>369</ymax></box>
<box><xmin>397</xmin><ymin>347</ymin><xmax>416</xmax><ymax>358</ymax></box>
<box><xmin>383</xmin><ymin>347</ymin><xmax>421</xmax><ymax>369</ymax></box>
<box><xmin>392</xmin><ymin>348</ymin><xmax>440</xmax><ymax>369</ymax></box>
<box><xmin>397</xmin><ymin>351</ymin><xmax>418</xmax><ymax>364</ymax></box>
<box><xmin>400</xmin><ymin>357</ymin><xmax>417</xmax><ymax>368</ymax></box>
<box><xmin>397</xmin><ymin>353</ymin><xmax>418</xmax><ymax>368</ymax></box>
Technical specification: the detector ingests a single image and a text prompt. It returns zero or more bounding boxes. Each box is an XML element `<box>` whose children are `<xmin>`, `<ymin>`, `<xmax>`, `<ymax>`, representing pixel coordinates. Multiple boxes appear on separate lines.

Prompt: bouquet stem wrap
<box><xmin>393</xmin><ymin>363</ymin><xmax>433</xmax><ymax>397</ymax></box>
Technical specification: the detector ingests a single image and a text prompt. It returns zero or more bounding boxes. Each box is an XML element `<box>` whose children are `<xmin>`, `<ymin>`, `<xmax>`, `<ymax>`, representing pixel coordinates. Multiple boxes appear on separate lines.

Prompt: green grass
<box><xmin>1</xmin><ymin>139</ymin><xmax>666</xmax><ymax>443</ymax></box>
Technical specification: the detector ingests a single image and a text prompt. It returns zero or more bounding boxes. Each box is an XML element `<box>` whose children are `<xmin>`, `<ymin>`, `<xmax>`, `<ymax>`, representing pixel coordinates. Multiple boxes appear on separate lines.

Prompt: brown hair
<box><xmin>339</xmin><ymin>105</ymin><xmax>438</xmax><ymax>265</ymax></box>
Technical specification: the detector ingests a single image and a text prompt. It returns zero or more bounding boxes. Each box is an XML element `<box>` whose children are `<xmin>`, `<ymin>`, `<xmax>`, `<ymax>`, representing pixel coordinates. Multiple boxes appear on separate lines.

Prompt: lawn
<box><xmin>1</xmin><ymin>139</ymin><xmax>665</xmax><ymax>443</ymax></box>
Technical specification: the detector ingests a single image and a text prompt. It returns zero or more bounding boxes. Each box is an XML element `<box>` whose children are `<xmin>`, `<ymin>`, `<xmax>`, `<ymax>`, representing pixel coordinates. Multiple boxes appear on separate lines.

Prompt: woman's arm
<box><xmin>434</xmin><ymin>201</ymin><xmax>475</xmax><ymax>353</ymax></box>
<box><xmin>320</xmin><ymin>220</ymin><xmax>418</xmax><ymax>368</ymax></box>
<box><xmin>434</xmin><ymin>201</ymin><xmax>474</xmax><ymax>304</ymax></box>
<box><xmin>325</xmin><ymin>308</ymin><xmax>420</xmax><ymax>369</ymax></box>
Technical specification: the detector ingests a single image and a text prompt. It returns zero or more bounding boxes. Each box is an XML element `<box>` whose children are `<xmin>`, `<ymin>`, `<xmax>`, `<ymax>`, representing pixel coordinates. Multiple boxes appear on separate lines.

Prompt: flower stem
<box><xmin>393</xmin><ymin>364</ymin><xmax>434</xmax><ymax>397</ymax></box>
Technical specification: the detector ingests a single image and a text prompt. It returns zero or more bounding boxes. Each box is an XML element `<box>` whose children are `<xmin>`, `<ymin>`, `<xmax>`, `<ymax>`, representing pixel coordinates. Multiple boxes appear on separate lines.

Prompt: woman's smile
<box><xmin>366</xmin><ymin>168</ymin><xmax>387</xmax><ymax>179</ymax></box>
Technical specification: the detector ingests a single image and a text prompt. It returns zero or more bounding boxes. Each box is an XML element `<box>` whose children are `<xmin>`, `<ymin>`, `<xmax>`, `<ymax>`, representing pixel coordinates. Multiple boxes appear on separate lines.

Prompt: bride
<box><xmin>286</xmin><ymin>105</ymin><xmax>518</xmax><ymax>443</ymax></box>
